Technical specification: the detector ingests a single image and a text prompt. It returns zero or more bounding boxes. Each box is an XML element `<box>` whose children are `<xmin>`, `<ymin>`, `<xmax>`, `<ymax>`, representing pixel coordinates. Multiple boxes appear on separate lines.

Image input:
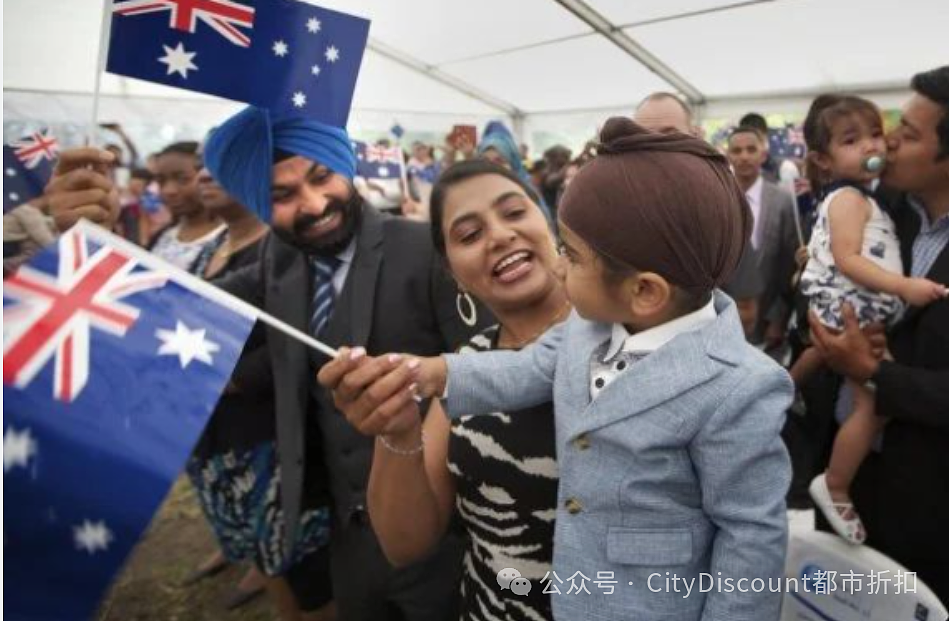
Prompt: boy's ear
<box><xmin>627</xmin><ymin>272</ymin><xmax>673</xmax><ymax>317</ymax></box>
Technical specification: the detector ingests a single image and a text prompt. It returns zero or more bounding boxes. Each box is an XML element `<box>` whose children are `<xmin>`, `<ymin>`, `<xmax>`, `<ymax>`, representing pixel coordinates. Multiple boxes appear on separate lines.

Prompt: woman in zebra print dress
<box><xmin>449</xmin><ymin>326</ymin><xmax>560</xmax><ymax>620</ymax></box>
<box><xmin>324</xmin><ymin>160</ymin><xmax>570</xmax><ymax>620</ymax></box>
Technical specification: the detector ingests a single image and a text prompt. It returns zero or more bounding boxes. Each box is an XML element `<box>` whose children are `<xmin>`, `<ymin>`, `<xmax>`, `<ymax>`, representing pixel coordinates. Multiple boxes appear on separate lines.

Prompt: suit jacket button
<box><xmin>565</xmin><ymin>498</ymin><xmax>583</xmax><ymax>515</ymax></box>
<box><xmin>574</xmin><ymin>434</ymin><xmax>591</xmax><ymax>451</ymax></box>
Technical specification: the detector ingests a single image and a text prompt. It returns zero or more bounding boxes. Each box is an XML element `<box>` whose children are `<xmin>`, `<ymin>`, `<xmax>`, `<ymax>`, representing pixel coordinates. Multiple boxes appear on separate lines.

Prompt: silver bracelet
<box><xmin>378</xmin><ymin>430</ymin><xmax>426</xmax><ymax>456</ymax></box>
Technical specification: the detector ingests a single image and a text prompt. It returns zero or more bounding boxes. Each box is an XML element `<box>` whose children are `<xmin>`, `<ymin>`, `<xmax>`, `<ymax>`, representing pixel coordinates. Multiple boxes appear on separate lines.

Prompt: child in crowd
<box><xmin>798</xmin><ymin>95</ymin><xmax>948</xmax><ymax>544</ymax></box>
<box><xmin>330</xmin><ymin>118</ymin><xmax>794</xmax><ymax>620</ymax></box>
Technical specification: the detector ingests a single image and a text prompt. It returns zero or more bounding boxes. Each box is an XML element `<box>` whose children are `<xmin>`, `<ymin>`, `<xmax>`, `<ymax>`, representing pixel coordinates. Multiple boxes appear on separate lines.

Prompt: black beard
<box><xmin>273</xmin><ymin>191</ymin><xmax>364</xmax><ymax>258</ymax></box>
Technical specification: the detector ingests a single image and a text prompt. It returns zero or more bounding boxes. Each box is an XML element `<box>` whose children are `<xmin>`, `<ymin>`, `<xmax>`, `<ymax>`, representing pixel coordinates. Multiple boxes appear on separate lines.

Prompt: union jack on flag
<box><xmin>3</xmin><ymin>229</ymin><xmax>170</xmax><ymax>402</ymax></box>
<box><xmin>354</xmin><ymin>141</ymin><xmax>404</xmax><ymax>180</ymax></box>
<box><xmin>113</xmin><ymin>0</ymin><xmax>256</xmax><ymax>47</ymax></box>
<box><xmin>11</xmin><ymin>130</ymin><xmax>59</xmax><ymax>169</ymax></box>
<box><xmin>365</xmin><ymin>144</ymin><xmax>402</xmax><ymax>164</ymax></box>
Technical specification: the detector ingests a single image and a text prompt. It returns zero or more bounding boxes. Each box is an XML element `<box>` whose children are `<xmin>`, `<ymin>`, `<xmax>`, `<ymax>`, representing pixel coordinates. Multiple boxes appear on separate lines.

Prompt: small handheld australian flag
<box><xmin>106</xmin><ymin>0</ymin><xmax>370</xmax><ymax>127</ymax></box>
<box><xmin>4</xmin><ymin>129</ymin><xmax>59</xmax><ymax>213</ymax></box>
<box><xmin>354</xmin><ymin>140</ymin><xmax>403</xmax><ymax>180</ymax></box>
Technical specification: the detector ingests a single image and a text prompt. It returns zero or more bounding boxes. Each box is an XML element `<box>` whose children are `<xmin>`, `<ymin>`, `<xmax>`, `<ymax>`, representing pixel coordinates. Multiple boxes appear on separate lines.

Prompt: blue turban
<box><xmin>203</xmin><ymin>106</ymin><xmax>356</xmax><ymax>222</ymax></box>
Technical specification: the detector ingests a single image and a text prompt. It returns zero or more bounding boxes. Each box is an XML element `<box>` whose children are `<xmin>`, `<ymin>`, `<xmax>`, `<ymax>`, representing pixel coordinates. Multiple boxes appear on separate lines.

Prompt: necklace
<box><xmin>498</xmin><ymin>300</ymin><xmax>572</xmax><ymax>350</ymax></box>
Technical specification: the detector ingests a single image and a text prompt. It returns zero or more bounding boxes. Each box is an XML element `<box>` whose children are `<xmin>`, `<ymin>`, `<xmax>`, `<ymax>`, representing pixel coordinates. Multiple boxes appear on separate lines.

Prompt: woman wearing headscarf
<box><xmin>477</xmin><ymin>121</ymin><xmax>552</xmax><ymax>220</ymax></box>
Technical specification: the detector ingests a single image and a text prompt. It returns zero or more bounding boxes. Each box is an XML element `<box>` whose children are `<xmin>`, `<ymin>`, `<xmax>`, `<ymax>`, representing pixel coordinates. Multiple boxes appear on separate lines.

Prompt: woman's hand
<box><xmin>318</xmin><ymin>348</ymin><xmax>446</xmax><ymax>436</ymax></box>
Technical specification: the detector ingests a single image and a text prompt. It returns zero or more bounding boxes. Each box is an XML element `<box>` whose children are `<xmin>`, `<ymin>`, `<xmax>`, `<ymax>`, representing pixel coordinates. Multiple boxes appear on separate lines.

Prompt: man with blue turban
<box><xmin>47</xmin><ymin>107</ymin><xmax>482</xmax><ymax>621</ymax></box>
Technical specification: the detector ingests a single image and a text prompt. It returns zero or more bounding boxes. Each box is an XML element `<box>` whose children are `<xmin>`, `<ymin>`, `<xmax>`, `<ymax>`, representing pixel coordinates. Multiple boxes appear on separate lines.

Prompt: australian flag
<box><xmin>3</xmin><ymin>222</ymin><xmax>256</xmax><ymax>620</ymax></box>
<box><xmin>769</xmin><ymin>124</ymin><xmax>807</xmax><ymax>159</ymax></box>
<box><xmin>354</xmin><ymin>140</ymin><xmax>403</xmax><ymax>180</ymax></box>
<box><xmin>4</xmin><ymin>130</ymin><xmax>59</xmax><ymax>213</ymax></box>
<box><xmin>106</xmin><ymin>0</ymin><xmax>370</xmax><ymax>127</ymax></box>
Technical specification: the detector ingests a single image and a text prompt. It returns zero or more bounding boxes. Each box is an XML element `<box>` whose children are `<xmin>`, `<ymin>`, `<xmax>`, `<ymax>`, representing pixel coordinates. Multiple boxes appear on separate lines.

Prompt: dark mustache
<box><xmin>293</xmin><ymin>201</ymin><xmax>345</xmax><ymax>234</ymax></box>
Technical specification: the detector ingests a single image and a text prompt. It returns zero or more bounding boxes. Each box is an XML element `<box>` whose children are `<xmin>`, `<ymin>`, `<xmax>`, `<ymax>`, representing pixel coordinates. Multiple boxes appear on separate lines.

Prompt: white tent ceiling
<box><xmin>4</xmin><ymin>0</ymin><xmax>947</xmax><ymax>150</ymax></box>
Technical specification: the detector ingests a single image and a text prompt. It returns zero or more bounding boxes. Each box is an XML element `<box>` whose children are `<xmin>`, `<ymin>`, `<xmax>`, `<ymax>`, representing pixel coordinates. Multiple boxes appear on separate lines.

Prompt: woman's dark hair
<box><xmin>429</xmin><ymin>159</ymin><xmax>542</xmax><ymax>258</ymax></box>
<box><xmin>911</xmin><ymin>66</ymin><xmax>949</xmax><ymax>160</ymax></box>
<box><xmin>803</xmin><ymin>94</ymin><xmax>882</xmax><ymax>193</ymax></box>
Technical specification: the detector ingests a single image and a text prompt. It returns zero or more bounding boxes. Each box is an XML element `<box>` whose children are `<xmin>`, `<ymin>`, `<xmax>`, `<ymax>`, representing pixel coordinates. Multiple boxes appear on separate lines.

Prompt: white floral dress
<box><xmin>801</xmin><ymin>186</ymin><xmax>904</xmax><ymax>329</ymax></box>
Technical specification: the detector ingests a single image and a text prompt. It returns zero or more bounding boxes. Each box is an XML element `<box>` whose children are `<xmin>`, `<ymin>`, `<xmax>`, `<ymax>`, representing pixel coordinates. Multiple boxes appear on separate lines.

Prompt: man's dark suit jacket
<box><xmin>217</xmin><ymin>205</ymin><xmax>481</xmax><ymax>546</ymax></box>
<box><xmin>852</xmin><ymin>193</ymin><xmax>949</xmax><ymax>596</ymax></box>
<box><xmin>752</xmin><ymin>180</ymin><xmax>799</xmax><ymax>343</ymax></box>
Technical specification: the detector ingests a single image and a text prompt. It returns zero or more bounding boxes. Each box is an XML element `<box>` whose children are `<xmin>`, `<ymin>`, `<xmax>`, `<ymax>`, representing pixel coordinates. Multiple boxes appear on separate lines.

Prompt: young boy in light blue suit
<box><xmin>331</xmin><ymin>118</ymin><xmax>794</xmax><ymax>620</ymax></box>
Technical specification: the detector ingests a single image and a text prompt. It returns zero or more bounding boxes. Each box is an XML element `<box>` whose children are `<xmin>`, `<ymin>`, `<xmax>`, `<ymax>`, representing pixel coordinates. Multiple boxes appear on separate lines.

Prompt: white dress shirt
<box><xmin>591</xmin><ymin>298</ymin><xmax>718</xmax><ymax>400</ymax></box>
<box><xmin>330</xmin><ymin>237</ymin><xmax>357</xmax><ymax>295</ymax></box>
<box><xmin>746</xmin><ymin>175</ymin><xmax>764</xmax><ymax>250</ymax></box>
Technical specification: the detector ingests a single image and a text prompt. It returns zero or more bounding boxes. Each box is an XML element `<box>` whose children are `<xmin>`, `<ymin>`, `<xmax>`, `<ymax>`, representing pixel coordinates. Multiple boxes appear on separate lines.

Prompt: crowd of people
<box><xmin>9</xmin><ymin>64</ymin><xmax>948</xmax><ymax>620</ymax></box>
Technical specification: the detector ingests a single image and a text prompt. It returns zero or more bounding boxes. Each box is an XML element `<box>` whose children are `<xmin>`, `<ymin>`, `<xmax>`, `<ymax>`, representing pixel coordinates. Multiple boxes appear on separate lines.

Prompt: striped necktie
<box><xmin>310</xmin><ymin>256</ymin><xmax>341</xmax><ymax>337</ymax></box>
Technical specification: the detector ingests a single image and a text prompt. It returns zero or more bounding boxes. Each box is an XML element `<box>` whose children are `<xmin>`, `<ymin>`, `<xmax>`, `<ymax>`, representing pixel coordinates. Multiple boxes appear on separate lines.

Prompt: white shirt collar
<box><xmin>746</xmin><ymin>175</ymin><xmax>764</xmax><ymax>206</ymax></box>
<box><xmin>603</xmin><ymin>297</ymin><xmax>718</xmax><ymax>362</ymax></box>
<box><xmin>337</xmin><ymin>237</ymin><xmax>357</xmax><ymax>264</ymax></box>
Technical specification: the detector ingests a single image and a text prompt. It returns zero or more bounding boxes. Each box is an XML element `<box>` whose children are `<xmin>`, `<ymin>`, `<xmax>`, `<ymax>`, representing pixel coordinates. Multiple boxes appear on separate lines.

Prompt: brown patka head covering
<box><xmin>559</xmin><ymin>117</ymin><xmax>752</xmax><ymax>294</ymax></box>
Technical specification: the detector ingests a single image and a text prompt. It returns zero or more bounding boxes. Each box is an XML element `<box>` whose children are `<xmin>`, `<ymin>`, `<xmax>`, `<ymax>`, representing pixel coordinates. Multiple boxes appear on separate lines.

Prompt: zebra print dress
<box><xmin>448</xmin><ymin>326</ymin><xmax>559</xmax><ymax>621</ymax></box>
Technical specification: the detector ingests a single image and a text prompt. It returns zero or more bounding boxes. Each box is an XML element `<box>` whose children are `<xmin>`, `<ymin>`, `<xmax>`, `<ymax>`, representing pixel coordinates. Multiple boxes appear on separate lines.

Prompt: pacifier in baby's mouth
<box><xmin>862</xmin><ymin>154</ymin><xmax>886</xmax><ymax>174</ymax></box>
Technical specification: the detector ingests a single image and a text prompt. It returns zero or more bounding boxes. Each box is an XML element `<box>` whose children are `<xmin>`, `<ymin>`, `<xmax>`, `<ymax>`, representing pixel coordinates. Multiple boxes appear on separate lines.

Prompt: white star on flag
<box><xmin>158</xmin><ymin>42</ymin><xmax>198</xmax><ymax>79</ymax></box>
<box><xmin>306</xmin><ymin>17</ymin><xmax>321</xmax><ymax>33</ymax></box>
<box><xmin>273</xmin><ymin>40</ymin><xmax>289</xmax><ymax>57</ymax></box>
<box><xmin>6</xmin><ymin>167</ymin><xmax>16</xmax><ymax>177</ymax></box>
<box><xmin>4</xmin><ymin>427</ymin><xmax>37</xmax><ymax>472</ymax></box>
<box><xmin>311</xmin><ymin>64</ymin><xmax>321</xmax><ymax>76</ymax></box>
<box><xmin>325</xmin><ymin>46</ymin><xmax>340</xmax><ymax>63</ymax></box>
<box><xmin>378</xmin><ymin>166</ymin><xmax>390</xmax><ymax>177</ymax></box>
<box><xmin>9</xmin><ymin>192</ymin><xmax>20</xmax><ymax>202</ymax></box>
<box><xmin>156</xmin><ymin>321</ymin><xmax>220</xmax><ymax>369</ymax></box>
<box><xmin>292</xmin><ymin>92</ymin><xmax>307</xmax><ymax>108</ymax></box>
<box><xmin>74</xmin><ymin>520</ymin><xmax>113</xmax><ymax>555</ymax></box>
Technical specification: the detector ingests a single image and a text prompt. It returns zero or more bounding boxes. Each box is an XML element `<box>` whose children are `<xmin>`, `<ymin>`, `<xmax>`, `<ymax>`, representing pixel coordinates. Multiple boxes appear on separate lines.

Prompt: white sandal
<box><xmin>809</xmin><ymin>474</ymin><xmax>866</xmax><ymax>545</ymax></box>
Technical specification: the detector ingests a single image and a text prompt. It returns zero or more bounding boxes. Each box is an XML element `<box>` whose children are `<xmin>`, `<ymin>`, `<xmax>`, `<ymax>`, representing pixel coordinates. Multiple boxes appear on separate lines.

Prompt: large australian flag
<box><xmin>106</xmin><ymin>0</ymin><xmax>370</xmax><ymax>127</ymax></box>
<box><xmin>3</xmin><ymin>222</ymin><xmax>257</xmax><ymax>620</ymax></box>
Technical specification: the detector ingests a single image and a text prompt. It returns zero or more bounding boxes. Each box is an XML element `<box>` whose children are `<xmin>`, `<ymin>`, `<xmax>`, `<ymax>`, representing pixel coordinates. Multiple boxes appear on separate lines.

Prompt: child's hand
<box><xmin>411</xmin><ymin>356</ymin><xmax>448</xmax><ymax>399</ymax></box>
<box><xmin>899</xmin><ymin>277</ymin><xmax>949</xmax><ymax>307</ymax></box>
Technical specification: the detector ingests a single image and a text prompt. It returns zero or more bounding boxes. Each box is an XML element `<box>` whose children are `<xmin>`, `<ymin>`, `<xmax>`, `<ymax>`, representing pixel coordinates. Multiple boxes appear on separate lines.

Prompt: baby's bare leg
<box><xmin>824</xmin><ymin>380</ymin><xmax>886</xmax><ymax>500</ymax></box>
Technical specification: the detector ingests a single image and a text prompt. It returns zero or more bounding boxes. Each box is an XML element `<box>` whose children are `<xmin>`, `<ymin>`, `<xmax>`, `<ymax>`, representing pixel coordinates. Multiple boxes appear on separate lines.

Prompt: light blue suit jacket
<box><xmin>443</xmin><ymin>292</ymin><xmax>792</xmax><ymax>620</ymax></box>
